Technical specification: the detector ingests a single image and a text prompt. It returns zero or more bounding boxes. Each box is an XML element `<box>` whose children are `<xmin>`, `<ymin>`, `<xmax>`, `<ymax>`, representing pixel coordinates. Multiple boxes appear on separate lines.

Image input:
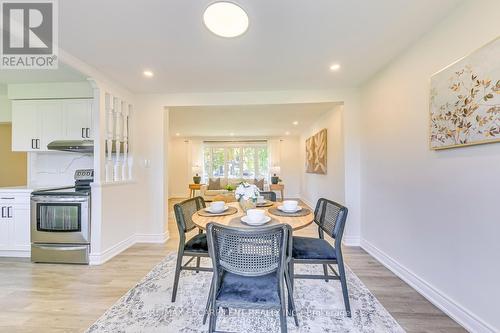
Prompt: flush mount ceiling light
<box><xmin>292</xmin><ymin>121</ymin><xmax>299</xmax><ymax>126</ymax></box>
<box><xmin>203</xmin><ymin>2</ymin><xmax>249</xmax><ymax>38</ymax></box>
<box><xmin>329</xmin><ymin>64</ymin><xmax>341</xmax><ymax>71</ymax></box>
<box><xmin>143</xmin><ymin>70</ymin><xmax>154</xmax><ymax>77</ymax></box>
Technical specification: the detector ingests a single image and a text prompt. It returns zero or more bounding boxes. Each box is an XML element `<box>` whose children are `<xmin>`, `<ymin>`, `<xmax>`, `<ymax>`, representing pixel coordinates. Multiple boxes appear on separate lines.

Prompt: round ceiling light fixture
<box><xmin>203</xmin><ymin>2</ymin><xmax>249</xmax><ymax>38</ymax></box>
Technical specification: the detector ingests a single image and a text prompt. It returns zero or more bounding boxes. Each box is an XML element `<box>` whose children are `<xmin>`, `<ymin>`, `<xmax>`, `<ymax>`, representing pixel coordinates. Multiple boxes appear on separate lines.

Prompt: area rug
<box><xmin>86</xmin><ymin>253</ymin><xmax>405</xmax><ymax>333</ymax></box>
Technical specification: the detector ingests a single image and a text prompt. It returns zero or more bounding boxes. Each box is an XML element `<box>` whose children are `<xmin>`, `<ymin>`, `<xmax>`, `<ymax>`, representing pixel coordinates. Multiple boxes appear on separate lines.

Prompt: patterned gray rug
<box><xmin>86</xmin><ymin>253</ymin><xmax>405</xmax><ymax>333</ymax></box>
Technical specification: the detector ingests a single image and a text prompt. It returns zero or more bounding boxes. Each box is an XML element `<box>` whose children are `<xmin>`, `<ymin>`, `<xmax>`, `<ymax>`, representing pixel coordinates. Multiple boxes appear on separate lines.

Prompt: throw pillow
<box><xmin>208</xmin><ymin>178</ymin><xmax>221</xmax><ymax>190</ymax></box>
<box><xmin>254</xmin><ymin>178</ymin><xmax>264</xmax><ymax>191</ymax></box>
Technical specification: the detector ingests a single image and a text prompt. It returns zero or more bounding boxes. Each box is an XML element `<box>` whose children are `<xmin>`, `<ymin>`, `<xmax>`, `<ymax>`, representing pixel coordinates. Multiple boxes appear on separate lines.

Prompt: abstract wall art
<box><xmin>305</xmin><ymin>128</ymin><xmax>327</xmax><ymax>174</ymax></box>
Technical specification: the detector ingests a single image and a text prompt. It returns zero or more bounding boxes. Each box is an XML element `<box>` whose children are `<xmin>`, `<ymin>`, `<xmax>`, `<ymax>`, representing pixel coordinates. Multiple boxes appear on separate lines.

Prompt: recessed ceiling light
<box><xmin>143</xmin><ymin>70</ymin><xmax>154</xmax><ymax>77</ymax></box>
<box><xmin>203</xmin><ymin>2</ymin><xmax>249</xmax><ymax>38</ymax></box>
<box><xmin>175</xmin><ymin>133</ymin><xmax>180</xmax><ymax>136</ymax></box>
<box><xmin>285</xmin><ymin>131</ymin><xmax>290</xmax><ymax>135</ymax></box>
<box><xmin>292</xmin><ymin>121</ymin><xmax>299</xmax><ymax>126</ymax></box>
<box><xmin>230</xmin><ymin>132</ymin><xmax>235</xmax><ymax>136</ymax></box>
<box><xmin>329</xmin><ymin>64</ymin><xmax>341</xmax><ymax>71</ymax></box>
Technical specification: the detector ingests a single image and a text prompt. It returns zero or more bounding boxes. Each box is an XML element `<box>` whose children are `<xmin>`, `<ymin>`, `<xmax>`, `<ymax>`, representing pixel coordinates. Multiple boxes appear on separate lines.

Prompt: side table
<box><xmin>188</xmin><ymin>183</ymin><xmax>203</xmax><ymax>198</ymax></box>
<box><xmin>270</xmin><ymin>183</ymin><xmax>285</xmax><ymax>201</ymax></box>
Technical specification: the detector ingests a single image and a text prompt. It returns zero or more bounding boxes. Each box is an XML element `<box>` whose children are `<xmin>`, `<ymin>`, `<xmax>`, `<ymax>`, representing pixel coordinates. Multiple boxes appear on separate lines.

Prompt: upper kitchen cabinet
<box><xmin>38</xmin><ymin>101</ymin><xmax>64</xmax><ymax>150</ymax></box>
<box><xmin>63</xmin><ymin>99</ymin><xmax>93</xmax><ymax>140</ymax></box>
<box><xmin>11</xmin><ymin>99</ymin><xmax>93</xmax><ymax>152</ymax></box>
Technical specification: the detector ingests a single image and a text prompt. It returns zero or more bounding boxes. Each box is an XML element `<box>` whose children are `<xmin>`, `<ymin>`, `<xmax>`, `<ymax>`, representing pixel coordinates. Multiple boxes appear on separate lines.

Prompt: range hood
<box><xmin>47</xmin><ymin>140</ymin><xmax>94</xmax><ymax>153</ymax></box>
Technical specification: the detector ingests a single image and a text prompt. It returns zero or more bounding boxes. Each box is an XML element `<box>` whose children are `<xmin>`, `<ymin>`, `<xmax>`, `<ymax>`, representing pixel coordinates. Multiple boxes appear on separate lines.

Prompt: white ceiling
<box><xmin>169</xmin><ymin>103</ymin><xmax>338</xmax><ymax>137</ymax></box>
<box><xmin>58</xmin><ymin>0</ymin><xmax>463</xmax><ymax>94</ymax></box>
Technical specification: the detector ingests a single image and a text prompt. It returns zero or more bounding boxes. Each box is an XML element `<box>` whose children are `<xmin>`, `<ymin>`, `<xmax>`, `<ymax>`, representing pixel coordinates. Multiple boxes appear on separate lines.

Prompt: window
<box><xmin>203</xmin><ymin>142</ymin><xmax>268</xmax><ymax>181</ymax></box>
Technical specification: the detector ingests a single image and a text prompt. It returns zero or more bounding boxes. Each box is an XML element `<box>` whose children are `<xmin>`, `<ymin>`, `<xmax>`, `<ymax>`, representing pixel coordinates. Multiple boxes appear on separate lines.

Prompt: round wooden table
<box><xmin>192</xmin><ymin>202</ymin><xmax>314</xmax><ymax>231</ymax></box>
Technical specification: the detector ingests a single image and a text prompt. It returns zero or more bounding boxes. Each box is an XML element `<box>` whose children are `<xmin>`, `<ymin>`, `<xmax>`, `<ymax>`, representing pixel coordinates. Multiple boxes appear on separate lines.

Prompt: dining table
<box><xmin>192</xmin><ymin>201</ymin><xmax>314</xmax><ymax>231</ymax></box>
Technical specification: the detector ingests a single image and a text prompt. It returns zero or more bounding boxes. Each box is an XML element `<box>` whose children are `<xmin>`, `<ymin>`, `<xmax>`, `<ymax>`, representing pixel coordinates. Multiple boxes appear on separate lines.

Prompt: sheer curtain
<box><xmin>189</xmin><ymin>139</ymin><xmax>204</xmax><ymax>180</ymax></box>
<box><xmin>268</xmin><ymin>138</ymin><xmax>281</xmax><ymax>179</ymax></box>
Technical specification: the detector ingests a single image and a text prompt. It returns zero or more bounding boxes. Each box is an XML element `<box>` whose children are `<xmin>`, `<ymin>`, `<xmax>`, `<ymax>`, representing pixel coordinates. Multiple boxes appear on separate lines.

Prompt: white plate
<box><xmin>241</xmin><ymin>215</ymin><xmax>271</xmax><ymax>226</ymax></box>
<box><xmin>205</xmin><ymin>206</ymin><xmax>229</xmax><ymax>214</ymax></box>
<box><xmin>277</xmin><ymin>205</ymin><xmax>302</xmax><ymax>213</ymax></box>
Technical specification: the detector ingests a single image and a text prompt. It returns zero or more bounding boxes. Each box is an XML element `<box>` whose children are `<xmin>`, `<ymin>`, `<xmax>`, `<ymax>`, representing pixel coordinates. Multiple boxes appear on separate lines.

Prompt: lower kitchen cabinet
<box><xmin>0</xmin><ymin>191</ymin><xmax>31</xmax><ymax>257</ymax></box>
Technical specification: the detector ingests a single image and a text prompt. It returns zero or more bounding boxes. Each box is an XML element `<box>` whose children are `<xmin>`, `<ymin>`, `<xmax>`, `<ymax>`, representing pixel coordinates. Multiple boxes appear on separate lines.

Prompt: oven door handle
<box><xmin>35</xmin><ymin>245</ymin><xmax>88</xmax><ymax>251</ymax></box>
<box><xmin>31</xmin><ymin>196</ymin><xmax>89</xmax><ymax>203</ymax></box>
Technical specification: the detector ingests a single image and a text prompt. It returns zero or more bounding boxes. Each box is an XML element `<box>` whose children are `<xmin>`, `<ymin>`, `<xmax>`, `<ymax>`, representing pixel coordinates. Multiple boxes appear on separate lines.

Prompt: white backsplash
<box><xmin>29</xmin><ymin>152</ymin><xmax>94</xmax><ymax>189</ymax></box>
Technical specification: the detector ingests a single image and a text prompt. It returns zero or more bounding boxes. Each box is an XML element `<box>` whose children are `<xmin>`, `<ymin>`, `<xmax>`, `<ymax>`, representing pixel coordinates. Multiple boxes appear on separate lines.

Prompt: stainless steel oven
<box><xmin>30</xmin><ymin>169</ymin><xmax>93</xmax><ymax>264</ymax></box>
<box><xmin>31</xmin><ymin>195</ymin><xmax>90</xmax><ymax>243</ymax></box>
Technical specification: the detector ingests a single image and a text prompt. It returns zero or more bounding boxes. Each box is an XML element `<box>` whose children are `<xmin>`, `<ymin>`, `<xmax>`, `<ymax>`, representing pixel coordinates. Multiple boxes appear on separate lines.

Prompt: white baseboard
<box><xmin>90</xmin><ymin>232</ymin><xmax>170</xmax><ymax>265</ymax></box>
<box><xmin>0</xmin><ymin>250</ymin><xmax>30</xmax><ymax>258</ymax></box>
<box><xmin>361</xmin><ymin>238</ymin><xmax>496</xmax><ymax>333</ymax></box>
<box><xmin>89</xmin><ymin>234</ymin><xmax>136</xmax><ymax>265</ymax></box>
<box><xmin>342</xmin><ymin>236</ymin><xmax>360</xmax><ymax>246</ymax></box>
<box><xmin>135</xmin><ymin>232</ymin><xmax>169</xmax><ymax>243</ymax></box>
<box><xmin>299</xmin><ymin>197</ymin><xmax>314</xmax><ymax>209</ymax></box>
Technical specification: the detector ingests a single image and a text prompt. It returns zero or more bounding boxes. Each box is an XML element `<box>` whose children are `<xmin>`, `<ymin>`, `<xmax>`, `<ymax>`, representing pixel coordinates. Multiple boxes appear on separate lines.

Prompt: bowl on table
<box><xmin>207</xmin><ymin>201</ymin><xmax>226</xmax><ymax>213</ymax></box>
<box><xmin>241</xmin><ymin>209</ymin><xmax>270</xmax><ymax>225</ymax></box>
<box><xmin>282</xmin><ymin>200</ymin><xmax>299</xmax><ymax>212</ymax></box>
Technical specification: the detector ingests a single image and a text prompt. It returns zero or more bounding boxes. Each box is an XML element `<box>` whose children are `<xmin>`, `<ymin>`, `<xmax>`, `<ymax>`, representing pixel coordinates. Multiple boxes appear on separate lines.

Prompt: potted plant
<box><xmin>235</xmin><ymin>182</ymin><xmax>259</xmax><ymax>212</ymax></box>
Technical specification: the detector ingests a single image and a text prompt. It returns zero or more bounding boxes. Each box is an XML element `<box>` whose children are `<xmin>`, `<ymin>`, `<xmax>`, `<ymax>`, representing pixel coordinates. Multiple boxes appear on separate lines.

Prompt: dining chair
<box><xmin>289</xmin><ymin>198</ymin><xmax>351</xmax><ymax>317</ymax></box>
<box><xmin>259</xmin><ymin>191</ymin><xmax>277</xmax><ymax>202</ymax></box>
<box><xmin>171</xmin><ymin>196</ymin><xmax>212</xmax><ymax>302</ymax></box>
<box><xmin>205</xmin><ymin>222</ymin><xmax>298</xmax><ymax>333</ymax></box>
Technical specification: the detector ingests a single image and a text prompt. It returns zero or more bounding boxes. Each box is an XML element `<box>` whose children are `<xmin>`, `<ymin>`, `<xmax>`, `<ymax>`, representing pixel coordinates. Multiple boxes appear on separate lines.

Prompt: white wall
<box><xmin>277</xmin><ymin>136</ymin><xmax>301</xmax><ymax>198</ymax></box>
<box><xmin>300</xmin><ymin>105</ymin><xmax>345</xmax><ymax>212</ymax></box>
<box><xmin>168</xmin><ymin>138</ymin><xmax>190</xmax><ymax>197</ymax></box>
<box><xmin>360</xmin><ymin>0</ymin><xmax>500</xmax><ymax>331</ymax></box>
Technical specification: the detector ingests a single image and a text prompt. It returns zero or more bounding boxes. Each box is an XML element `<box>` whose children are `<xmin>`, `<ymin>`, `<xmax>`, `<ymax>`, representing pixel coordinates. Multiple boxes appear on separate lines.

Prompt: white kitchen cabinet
<box><xmin>63</xmin><ymin>99</ymin><xmax>93</xmax><ymax>140</ymax></box>
<box><xmin>0</xmin><ymin>191</ymin><xmax>31</xmax><ymax>257</ymax></box>
<box><xmin>39</xmin><ymin>100</ymin><xmax>64</xmax><ymax>150</ymax></box>
<box><xmin>11</xmin><ymin>101</ymin><xmax>41</xmax><ymax>151</ymax></box>
<box><xmin>11</xmin><ymin>98</ymin><xmax>93</xmax><ymax>152</ymax></box>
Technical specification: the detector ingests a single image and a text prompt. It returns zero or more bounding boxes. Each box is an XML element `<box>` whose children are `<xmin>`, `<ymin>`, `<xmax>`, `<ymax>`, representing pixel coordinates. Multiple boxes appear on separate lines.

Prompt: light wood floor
<box><xmin>0</xmin><ymin>198</ymin><xmax>466</xmax><ymax>333</ymax></box>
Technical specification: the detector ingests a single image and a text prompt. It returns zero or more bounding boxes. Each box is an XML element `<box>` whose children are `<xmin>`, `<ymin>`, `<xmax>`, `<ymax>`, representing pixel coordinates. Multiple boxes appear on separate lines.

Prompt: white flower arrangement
<box><xmin>235</xmin><ymin>182</ymin><xmax>260</xmax><ymax>202</ymax></box>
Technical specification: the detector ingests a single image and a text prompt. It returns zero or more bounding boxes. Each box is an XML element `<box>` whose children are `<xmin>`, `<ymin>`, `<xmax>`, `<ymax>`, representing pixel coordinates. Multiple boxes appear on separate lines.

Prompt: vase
<box><xmin>271</xmin><ymin>176</ymin><xmax>279</xmax><ymax>184</ymax></box>
<box><xmin>193</xmin><ymin>176</ymin><xmax>201</xmax><ymax>184</ymax></box>
<box><xmin>239</xmin><ymin>198</ymin><xmax>257</xmax><ymax>212</ymax></box>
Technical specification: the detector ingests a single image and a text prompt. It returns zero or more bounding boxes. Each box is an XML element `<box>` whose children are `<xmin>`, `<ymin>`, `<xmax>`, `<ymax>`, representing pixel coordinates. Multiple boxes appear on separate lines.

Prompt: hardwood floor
<box><xmin>0</xmin><ymin>198</ymin><xmax>465</xmax><ymax>333</ymax></box>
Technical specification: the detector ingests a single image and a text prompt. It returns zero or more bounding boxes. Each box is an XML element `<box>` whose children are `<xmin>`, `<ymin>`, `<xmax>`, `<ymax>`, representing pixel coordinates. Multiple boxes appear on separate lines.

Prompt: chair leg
<box><xmin>208</xmin><ymin>308</ymin><xmax>216</xmax><ymax>333</ymax></box>
<box><xmin>287</xmin><ymin>261</ymin><xmax>294</xmax><ymax>314</ymax></box>
<box><xmin>196</xmin><ymin>256</ymin><xmax>201</xmax><ymax>273</ymax></box>
<box><xmin>203</xmin><ymin>277</ymin><xmax>214</xmax><ymax>324</ymax></box>
<box><xmin>171</xmin><ymin>253</ymin><xmax>183</xmax><ymax>302</ymax></box>
<box><xmin>279</xmin><ymin>280</ymin><xmax>288</xmax><ymax>333</ymax></box>
<box><xmin>285</xmin><ymin>267</ymin><xmax>299</xmax><ymax>326</ymax></box>
<box><xmin>337</xmin><ymin>257</ymin><xmax>351</xmax><ymax>317</ymax></box>
<box><xmin>322</xmin><ymin>264</ymin><xmax>329</xmax><ymax>282</ymax></box>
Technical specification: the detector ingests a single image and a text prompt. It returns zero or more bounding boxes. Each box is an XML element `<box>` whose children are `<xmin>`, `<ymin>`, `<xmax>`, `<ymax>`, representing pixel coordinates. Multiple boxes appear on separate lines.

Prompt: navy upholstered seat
<box><xmin>292</xmin><ymin>236</ymin><xmax>337</xmax><ymax>260</ymax></box>
<box><xmin>217</xmin><ymin>272</ymin><xmax>279</xmax><ymax>305</ymax></box>
<box><xmin>184</xmin><ymin>233</ymin><xmax>208</xmax><ymax>253</ymax></box>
